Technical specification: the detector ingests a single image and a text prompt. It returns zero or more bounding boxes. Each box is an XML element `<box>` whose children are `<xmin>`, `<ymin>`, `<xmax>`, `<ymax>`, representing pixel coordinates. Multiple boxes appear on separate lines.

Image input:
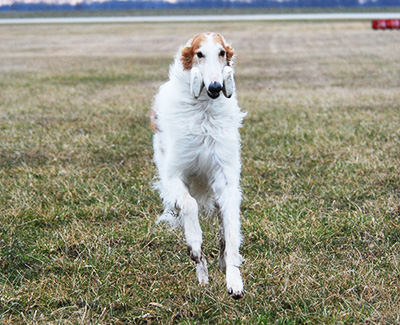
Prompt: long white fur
<box><xmin>152</xmin><ymin>33</ymin><xmax>246</xmax><ymax>299</ymax></box>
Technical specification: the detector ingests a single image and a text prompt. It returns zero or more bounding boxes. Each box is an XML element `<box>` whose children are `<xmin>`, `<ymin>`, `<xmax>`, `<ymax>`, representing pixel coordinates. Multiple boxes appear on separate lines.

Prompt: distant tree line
<box><xmin>1</xmin><ymin>0</ymin><xmax>399</xmax><ymax>12</ymax></box>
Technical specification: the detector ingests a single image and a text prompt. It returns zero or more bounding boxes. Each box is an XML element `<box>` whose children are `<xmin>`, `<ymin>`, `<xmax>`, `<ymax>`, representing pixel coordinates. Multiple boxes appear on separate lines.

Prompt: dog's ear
<box><xmin>214</xmin><ymin>33</ymin><xmax>235</xmax><ymax>66</ymax></box>
<box><xmin>181</xmin><ymin>43</ymin><xmax>194</xmax><ymax>70</ymax></box>
<box><xmin>224</xmin><ymin>43</ymin><xmax>235</xmax><ymax>67</ymax></box>
<box><xmin>181</xmin><ymin>34</ymin><xmax>205</xmax><ymax>70</ymax></box>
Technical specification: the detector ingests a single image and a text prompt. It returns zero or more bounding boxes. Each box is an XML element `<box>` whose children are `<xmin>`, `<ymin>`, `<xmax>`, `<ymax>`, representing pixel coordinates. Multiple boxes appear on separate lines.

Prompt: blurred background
<box><xmin>1</xmin><ymin>0</ymin><xmax>399</xmax><ymax>13</ymax></box>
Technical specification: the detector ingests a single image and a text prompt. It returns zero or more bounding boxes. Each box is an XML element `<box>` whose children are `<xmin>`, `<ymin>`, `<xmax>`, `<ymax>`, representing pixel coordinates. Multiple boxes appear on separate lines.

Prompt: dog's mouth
<box><xmin>207</xmin><ymin>81</ymin><xmax>223</xmax><ymax>99</ymax></box>
<box><xmin>207</xmin><ymin>91</ymin><xmax>220</xmax><ymax>99</ymax></box>
<box><xmin>190</xmin><ymin>66</ymin><xmax>234</xmax><ymax>100</ymax></box>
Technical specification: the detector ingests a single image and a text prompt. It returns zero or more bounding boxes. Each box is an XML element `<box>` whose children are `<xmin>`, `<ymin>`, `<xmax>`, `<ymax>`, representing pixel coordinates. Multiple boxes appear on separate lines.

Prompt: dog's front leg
<box><xmin>165</xmin><ymin>178</ymin><xmax>209</xmax><ymax>284</ymax></box>
<box><xmin>213</xmin><ymin>178</ymin><xmax>244</xmax><ymax>299</ymax></box>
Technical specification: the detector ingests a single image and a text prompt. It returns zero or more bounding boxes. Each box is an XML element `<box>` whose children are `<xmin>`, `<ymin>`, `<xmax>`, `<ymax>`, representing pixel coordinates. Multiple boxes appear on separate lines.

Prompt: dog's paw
<box><xmin>156</xmin><ymin>209</ymin><xmax>181</xmax><ymax>229</ymax></box>
<box><xmin>226</xmin><ymin>265</ymin><xmax>243</xmax><ymax>299</ymax></box>
<box><xmin>227</xmin><ymin>287</ymin><xmax>244</xmax><ymax>300</ymax></box>
<box><xmin>196</xmin><ymin>256</ymin><xmax>209</xmax><ymax>285</ymax></box>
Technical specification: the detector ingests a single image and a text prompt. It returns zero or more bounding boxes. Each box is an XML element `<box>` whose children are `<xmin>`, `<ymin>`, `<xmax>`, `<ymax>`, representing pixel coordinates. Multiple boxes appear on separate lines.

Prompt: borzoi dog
<box><xmin>151</xmin><ymin>32</ymin><xmax>246</xmax><ymax>299</ymax></box>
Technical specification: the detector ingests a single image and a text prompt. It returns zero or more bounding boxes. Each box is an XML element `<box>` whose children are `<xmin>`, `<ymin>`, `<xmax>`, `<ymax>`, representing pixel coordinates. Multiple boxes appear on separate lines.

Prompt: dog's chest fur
<box><xmin>175</xmin><ymin>103</ymin><xmax>229</xmax><ymax>173</ymax></box>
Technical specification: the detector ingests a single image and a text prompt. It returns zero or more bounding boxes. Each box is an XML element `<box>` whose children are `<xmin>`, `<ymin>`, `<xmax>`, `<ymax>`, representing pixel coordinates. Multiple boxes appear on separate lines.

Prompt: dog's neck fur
<box><xmin>169</xmin><ymin>51</ymin><xmax>190</xmax><ymax>83</ymax></box>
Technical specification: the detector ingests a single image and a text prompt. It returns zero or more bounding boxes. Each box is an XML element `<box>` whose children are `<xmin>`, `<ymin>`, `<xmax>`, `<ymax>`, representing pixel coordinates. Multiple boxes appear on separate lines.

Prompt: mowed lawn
<box><xmin>0</xmin><ymin>20</ymin><xmax>399</xmax><ymax>323</ymax></box>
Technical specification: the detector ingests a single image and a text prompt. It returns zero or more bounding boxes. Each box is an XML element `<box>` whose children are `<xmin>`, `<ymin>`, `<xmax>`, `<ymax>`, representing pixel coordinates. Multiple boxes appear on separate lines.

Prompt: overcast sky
<box><xmin>0</xmin><ymin>0</ymin><xmax>180</xmax><ymax>5</ymax></box>
<box><xmin>0</xmin><ymin>0</ymin><xmax>372</xmax><ymax>7</ymax></box>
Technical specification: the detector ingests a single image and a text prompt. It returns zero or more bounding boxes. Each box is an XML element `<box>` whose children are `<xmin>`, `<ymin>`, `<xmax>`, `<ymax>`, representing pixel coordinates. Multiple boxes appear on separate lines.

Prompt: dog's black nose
<box><xmin>208</xmin><ymin>81</ymin><xmax>222</xmax><ymax>95</ymax></box>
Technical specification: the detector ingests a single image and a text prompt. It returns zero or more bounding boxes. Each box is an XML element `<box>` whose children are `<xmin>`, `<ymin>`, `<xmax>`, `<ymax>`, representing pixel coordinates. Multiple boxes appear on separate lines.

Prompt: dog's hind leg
<box><xmin>214</xmin><ymin>206</ymin><xmax>230</xmax><ymax>274</ymax></box>
<box><xmin>166</xmin><ymin>178</ymin><xmax>209</xmax><ymax>284</ymax></box>
<box><xmin>218</xmin><ymin>213</ymin><xmax>227</xmax><ymax>272</ymax></box>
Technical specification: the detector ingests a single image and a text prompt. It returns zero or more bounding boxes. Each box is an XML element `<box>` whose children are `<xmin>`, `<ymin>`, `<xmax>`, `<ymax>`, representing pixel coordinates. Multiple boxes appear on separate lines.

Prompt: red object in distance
<box><xmin>372</xmin><ymin>19</ymin><xmax>400</xmax><ymax>30</ymax></box>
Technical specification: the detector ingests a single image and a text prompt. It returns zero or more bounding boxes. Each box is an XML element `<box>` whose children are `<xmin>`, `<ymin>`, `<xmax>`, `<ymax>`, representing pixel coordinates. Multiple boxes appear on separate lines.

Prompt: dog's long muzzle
<box><xmin>190</xmin><ymin>66</ymin><xmax>234</xmax><ymax>99</ymax></box>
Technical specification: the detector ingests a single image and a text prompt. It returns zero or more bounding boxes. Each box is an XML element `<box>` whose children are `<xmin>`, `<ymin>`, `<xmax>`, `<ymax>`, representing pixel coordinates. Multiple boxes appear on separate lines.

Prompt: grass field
<box><xmin>1</xmin><ymin>21</ymin><xmax>399</xmax><ymax>323</ymax></box>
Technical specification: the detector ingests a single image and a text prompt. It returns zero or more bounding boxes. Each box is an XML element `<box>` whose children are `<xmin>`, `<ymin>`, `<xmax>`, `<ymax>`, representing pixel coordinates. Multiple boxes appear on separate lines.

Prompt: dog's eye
<box><xmin>196</xmin><ymin>52</ymin><xmax>204</xmax><ymax>58</ymax></box>
<box><xmin>219</xmin><ymin>50</ymin><xmax>226</xmax><ymax>57</ymax></box>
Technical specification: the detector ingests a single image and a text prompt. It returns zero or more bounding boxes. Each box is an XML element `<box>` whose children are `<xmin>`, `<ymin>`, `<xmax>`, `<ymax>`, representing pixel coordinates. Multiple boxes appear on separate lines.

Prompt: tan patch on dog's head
<box><xmin>212</xmin><ymin>33</ymin><xmax>235</xmax><ymax>66</ymax></box>
<box><xmin>181</xmin><ymin>33</ymin><xmax>207</xmax><ymax>70</ymax></box>
<box><xmin>180</xmin><ymin>32</ymin><xmax>235</xmax><ymax>70</ymax></box>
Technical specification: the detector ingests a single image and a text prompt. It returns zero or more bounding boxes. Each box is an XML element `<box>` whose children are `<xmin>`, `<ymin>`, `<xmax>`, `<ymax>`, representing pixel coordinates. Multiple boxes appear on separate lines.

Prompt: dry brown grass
<box><xmin>1</xmin><ymin>21</ymin><xmax>399</xmax><ymax>323</ymax></box>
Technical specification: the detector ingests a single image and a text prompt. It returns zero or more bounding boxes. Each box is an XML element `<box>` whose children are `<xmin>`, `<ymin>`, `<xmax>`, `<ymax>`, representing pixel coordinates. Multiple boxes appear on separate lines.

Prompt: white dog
<box><xmin>151</xmin><ymin>32</ymin><xmax>246</xmax><ymax>299</ymax></box>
